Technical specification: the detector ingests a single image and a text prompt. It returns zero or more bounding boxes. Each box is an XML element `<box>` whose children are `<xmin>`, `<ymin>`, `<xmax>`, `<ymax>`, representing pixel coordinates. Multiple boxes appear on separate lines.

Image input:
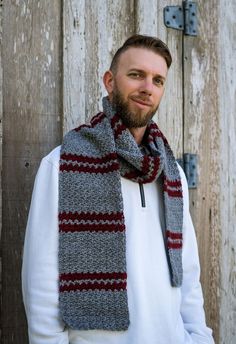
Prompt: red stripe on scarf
<box><xmin>167</xmin><ymin>242</ymin><xmax>182</xmax><ymax>249</ymax></box>
<box><xmin>110</xmin><ymin>114</ymin><xmax>126</xmax><ymax>139</ymax></box>
<box><xmin>123</xmin><ymin>170</ymin><xmax>142</xmax><ymax>180</ymax></box>
<box><xmin>166</xmin><ymin>230</ymin><xmax>182</xmax><ymax>249</ymax></box>
<box><xmin>74</xmin><ymin>113</ymin><xmax>106</xmax><ymax>132</ymax></box>
<box><xmin>123</xmin><ymin>157</ymin><xmax>160</xmax><ymax>183</ymax></box>
<box><xmin>164</xmin><ymin>179</ymin><xmax>182</xmax><ymax>187</ymax></box>
<box><xmin>59</xmin><ymin>223</ymin><xmax>125</xmax><ymax>233</ymax></box>
<box><xmin>59</xmin><ymin>281</ymin><xmax>127</xmax><ymax>292</ymax></box>
<box><xmin>163</xmin><ymin>185</ymin><xmax>183</xmax><ymax>197</ymax></box>
<box><xmin>90</xmin><ymin>112</ymin><xmax>106</xmax><ymax>126</ymax></box>
<box><xmin>60</xmin><ymin>152</ymin><xmax>118</xmax><ymax>164</ymax></box>
<box><xmin>148</xmin><ymin>124</ymin><xmax>168</xmax><ymax>145</ymax></box>
<box><xmin>166</xmin><ymin>230</ymin><xmax>182</xmax><ymax>240</ymax></box>
<box><xmin>163</xmin><ymin>176</ymin><xmax>182</xmax><ymax>197</ymax></box>
<box><xmin>74</xmin><ymin>124</ymin><xmax>90</xmax><ymax>132</ymax></box>
<box><xmin>60</xmin><ymin>272</ymin><xmax>127</xmax><ymax>282</ymax></box>
<box><xmin>142</xmin><ymin>156</ymin><xmax>160</xmax><ymax>183</ymax></box>
<box><xmin>149</xmin><ymin>131</ymin><xmax>168</xmax><ymax>145</ymax></box>
<box><xmin>59</xmin><ymin>211</ymin><xmax>124</xmax><ymax>222</ymax></box>
<box><xmin>60</xmin><ymin>162</ymin><xmax>119</xmax><ymax>174</ymax></box>
<box><xmin>141</xmin><ymin>155</ymin><xmax>151</xmax><ymax>174</ymax></box>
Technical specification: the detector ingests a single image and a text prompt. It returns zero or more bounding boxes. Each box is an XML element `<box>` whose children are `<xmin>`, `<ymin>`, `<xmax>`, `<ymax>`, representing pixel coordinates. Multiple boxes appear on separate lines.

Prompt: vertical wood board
<box><xmin>183</xmin><ymin>1</ymin><xmax>220</xmax><ymax>341</ymax></box>
<box><xmin>156</xmin><ymin>0</ymin><xmax>183</xmax><ymax>159</ymax></box>
<box><xmin>218</xmin><ymin>1</ymin><xmax>236</xmax><ymax>343</ymax></box>
<box><xmin>63</xmin><ymin>0</ymin><xmax>135</xmax><ymax>133</ymax></box>
<box><xmin>1</xmin><ymin>0</ymin><xmax>62</xmax><ymax>342</ymax></box>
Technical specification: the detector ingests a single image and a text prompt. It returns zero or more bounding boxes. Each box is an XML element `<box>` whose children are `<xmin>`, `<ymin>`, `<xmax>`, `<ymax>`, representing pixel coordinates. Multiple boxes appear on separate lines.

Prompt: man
<box><xmin>22</xmin><ymin>34</ymin><xmax>214</xmax><ymax>343</ymax></box>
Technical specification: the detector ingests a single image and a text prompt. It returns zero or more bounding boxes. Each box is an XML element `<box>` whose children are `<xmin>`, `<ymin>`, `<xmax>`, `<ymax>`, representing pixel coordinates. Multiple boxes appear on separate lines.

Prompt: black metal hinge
<box><xmin>164</xmin><ymin>1</ymin><xmax>197</xmax><ymax>36</ymax></box>
<box><xmin>177</xmin><ymin>153</ymin><xmax>198</xmax><ymax>189</ymax></box>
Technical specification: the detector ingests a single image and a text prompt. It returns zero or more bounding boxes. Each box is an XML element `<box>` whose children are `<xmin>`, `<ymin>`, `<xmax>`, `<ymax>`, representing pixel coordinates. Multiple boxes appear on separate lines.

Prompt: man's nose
<box><xmin>139</xmin><ymin>78</ymin><xmax>153</xmax><ymax>95</ymax></box>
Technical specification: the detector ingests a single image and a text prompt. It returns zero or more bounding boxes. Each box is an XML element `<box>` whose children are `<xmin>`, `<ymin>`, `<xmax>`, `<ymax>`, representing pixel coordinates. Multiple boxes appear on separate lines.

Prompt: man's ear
<box><xmin>103</xmin><ymin>70</ymin><xmax>114</xmax><ymax>95</ymax></box>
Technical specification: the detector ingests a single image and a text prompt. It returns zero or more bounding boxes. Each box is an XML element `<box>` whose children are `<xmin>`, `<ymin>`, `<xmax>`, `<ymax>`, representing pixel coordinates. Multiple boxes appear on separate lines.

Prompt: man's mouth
<box><xmin>130</xmin><ymin>96</ymin><xmax>153</xmax><ymax>107</ymax></box>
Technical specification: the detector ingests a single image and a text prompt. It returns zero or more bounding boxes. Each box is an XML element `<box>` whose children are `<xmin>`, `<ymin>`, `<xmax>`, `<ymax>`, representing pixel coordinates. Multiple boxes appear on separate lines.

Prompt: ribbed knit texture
<box><xmin>58</xmin><ymin>96</ymin><xmax>183</xmax><ymax>331</ymax></box>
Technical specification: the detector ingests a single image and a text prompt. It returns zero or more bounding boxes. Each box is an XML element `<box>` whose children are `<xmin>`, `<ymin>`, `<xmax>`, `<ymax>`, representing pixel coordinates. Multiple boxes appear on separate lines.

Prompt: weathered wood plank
<box><xmin>135</xmin><ymin>0</ymin><xmax>183</xmax><ymax>158</ymax></box>
<box><xmin>183</xmin><ymin>1</ymin><xmax>220</xmax><ymax>342</ymax></box>
<box><xmin>1</xmin><ymin>0</ymin><xmax>62</xmax><ymax>342</ymax></box>
<box><xmin>63</xmin><ymin>0</ymin><xmax>86</xmax><ymax>130</ymax></box>
<box><xmin>63</xmin><ymin>0</ymin><xmax>135</xmax><ymax>133</ymax></box>
<box><xmin>218</xmin><ymin>1</ymin><xmax>236</xmax><ymax>343</ymax></box>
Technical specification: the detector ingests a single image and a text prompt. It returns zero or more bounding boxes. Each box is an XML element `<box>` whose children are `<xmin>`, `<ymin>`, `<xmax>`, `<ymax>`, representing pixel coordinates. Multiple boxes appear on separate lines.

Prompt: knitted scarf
<box><xmin>58</xmin><ymin>96</ymin><xmax>183</xmax><ymax>331</ymax></box>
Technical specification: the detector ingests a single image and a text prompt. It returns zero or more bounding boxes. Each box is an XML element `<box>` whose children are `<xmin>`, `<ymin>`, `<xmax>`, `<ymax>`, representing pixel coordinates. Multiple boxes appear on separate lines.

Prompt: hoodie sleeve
<box><xmin>178</xmin><ymin>166</ymin><xmax>215</xmax><ymax>344</ymax></box>
<box><xmin>22</xmin><ymin>147</ymin><xmax>69</xmax><ymax>344</ymax></box>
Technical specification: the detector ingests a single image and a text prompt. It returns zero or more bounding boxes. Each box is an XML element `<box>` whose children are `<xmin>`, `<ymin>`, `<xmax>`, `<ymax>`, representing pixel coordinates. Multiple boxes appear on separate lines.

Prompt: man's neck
<box><xmin>128</xmin><ymin>126</ymin><xmax>147</xmax><ymax>145</ymax></box>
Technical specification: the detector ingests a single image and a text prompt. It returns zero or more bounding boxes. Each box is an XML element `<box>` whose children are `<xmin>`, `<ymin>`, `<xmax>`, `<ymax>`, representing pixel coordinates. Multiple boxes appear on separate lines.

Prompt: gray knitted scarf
<box><xmin>58</xmin><ymin>96</ymin><xmax>183</xmax><ymax>331</ymax></box>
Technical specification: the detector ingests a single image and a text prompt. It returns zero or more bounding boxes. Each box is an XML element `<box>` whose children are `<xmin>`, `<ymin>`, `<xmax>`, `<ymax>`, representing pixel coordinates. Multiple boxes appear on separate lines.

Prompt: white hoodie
<box><xmin>22</xmin><ymin>146</ymin><xmax>214</xmax><ymax>344</ymax></box>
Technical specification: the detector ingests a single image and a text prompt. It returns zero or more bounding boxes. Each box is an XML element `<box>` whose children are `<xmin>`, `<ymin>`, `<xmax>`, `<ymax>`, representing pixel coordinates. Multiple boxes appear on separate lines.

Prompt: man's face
<box><xmin>104</xmin><ymin>47</ymin><xmax>168</xmax><ymax>128</ymax></box>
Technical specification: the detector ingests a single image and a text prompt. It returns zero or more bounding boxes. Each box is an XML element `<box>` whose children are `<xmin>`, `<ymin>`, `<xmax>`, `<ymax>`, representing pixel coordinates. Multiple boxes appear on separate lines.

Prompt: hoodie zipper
<box><xmin>139</xmin><ymin>183</ymin><xmax>146</xmax><ymax>208</ymax></box>
<box><xmin>138</xmin><ymin>145</ymin><xmax>147</xmax><ymax>208</ymax></box>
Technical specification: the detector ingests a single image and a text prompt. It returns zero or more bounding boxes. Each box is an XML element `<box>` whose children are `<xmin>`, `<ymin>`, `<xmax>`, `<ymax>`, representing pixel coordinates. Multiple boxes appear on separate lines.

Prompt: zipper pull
<box><xmin>139</xmin><ymin>183</ymin><xmax>146</xmax><ymax>208</ymax></box>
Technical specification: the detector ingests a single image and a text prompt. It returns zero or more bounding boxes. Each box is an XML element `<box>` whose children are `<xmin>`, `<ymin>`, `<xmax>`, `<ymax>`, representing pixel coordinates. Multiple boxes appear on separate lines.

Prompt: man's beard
<box><xmin>111</xmin><ymin>86</ymin><xmax>158</xmax><ymax>128</ymax></box>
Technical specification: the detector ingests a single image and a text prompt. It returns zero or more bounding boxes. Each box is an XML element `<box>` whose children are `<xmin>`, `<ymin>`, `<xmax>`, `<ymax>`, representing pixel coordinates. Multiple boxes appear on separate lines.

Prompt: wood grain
<box><xmin>183</xmin><ymin>1</ymin><xmax>220</xmax><ymax>342</ymax></box>
<box><xmin>1</xmin><ymin>0</ymin><xmax>62</xmax><ymax>342</ymax></box>
<box><xmin>63</xmin><ymin>0</ymin><xmax>135</xmax><ymax>133</ymax></box>
<box><xmin>156</xmin><ymin>0</ymin><xmax>184</xmax><ymax>159</ymax></box>
<box><xmin>218</xmin><ymin>1</ymin><xmax>236</xmax><ymax>343</ymax></box>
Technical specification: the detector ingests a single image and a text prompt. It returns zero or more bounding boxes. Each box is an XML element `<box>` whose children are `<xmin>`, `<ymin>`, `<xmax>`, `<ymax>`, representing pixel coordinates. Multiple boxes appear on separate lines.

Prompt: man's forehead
<box><xmin>117</xmin><ymin>47</ymin><xmax>168</xmax><ymax>73</ymax></box>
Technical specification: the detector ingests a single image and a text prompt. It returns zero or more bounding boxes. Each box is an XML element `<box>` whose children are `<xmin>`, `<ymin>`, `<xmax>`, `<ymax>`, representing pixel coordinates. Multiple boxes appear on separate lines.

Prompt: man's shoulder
<box><xmin>41</xmin><ymin>145</ymin><xmax>61</xmax><ymax>169</ymax></box>
<box><xmin>176</xmin><ymin>162</ymin><xmax>187</xmax><ymax>189</ymax></box>
<box><xmin>176</xmin><ymin>161</ymin><xmax>190</xmax><ymax>212</ymax></box>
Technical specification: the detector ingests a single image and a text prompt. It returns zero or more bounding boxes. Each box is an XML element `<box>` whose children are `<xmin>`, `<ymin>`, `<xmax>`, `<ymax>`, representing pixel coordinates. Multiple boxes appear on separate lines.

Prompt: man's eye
<box><xmin>154</xmin><ymin>78</ymin><xmax>164</xmax><ymax>86</ymax></box>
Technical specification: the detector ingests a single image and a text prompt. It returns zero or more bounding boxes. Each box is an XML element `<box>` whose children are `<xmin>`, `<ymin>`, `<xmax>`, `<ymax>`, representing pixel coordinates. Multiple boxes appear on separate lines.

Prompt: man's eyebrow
<box><xmin>128</xmin><ymin>68</ymin><xmax>166</xmax><ymax>80</ymax></box>
<box><xmin>127</xmin><ymin>68</ymin><xmax>144</xmax><ymax>73</ymax></box>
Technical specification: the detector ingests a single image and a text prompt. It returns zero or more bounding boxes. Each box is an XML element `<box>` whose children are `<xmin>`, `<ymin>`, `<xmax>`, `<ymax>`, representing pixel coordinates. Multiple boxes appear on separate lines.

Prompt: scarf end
<box><xmin>62</xmin><ymin>314</ymin><xmax>130</xmax><ymax>331</ymax></box>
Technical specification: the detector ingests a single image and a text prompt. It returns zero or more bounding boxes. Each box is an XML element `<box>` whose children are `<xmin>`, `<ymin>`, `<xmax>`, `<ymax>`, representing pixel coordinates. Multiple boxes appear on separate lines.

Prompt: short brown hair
<box><xmin>110</xmin><ymin>34</ymin><xmax>172</xmax><ymax>73</ymax></box>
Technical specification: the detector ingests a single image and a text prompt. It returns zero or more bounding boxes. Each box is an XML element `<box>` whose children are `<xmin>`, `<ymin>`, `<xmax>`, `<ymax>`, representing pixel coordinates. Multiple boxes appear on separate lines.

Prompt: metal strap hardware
<box><xmin>164</xmin><ymin>1</ymin><xmax>197</xmax><ymax>36</ymax></box>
